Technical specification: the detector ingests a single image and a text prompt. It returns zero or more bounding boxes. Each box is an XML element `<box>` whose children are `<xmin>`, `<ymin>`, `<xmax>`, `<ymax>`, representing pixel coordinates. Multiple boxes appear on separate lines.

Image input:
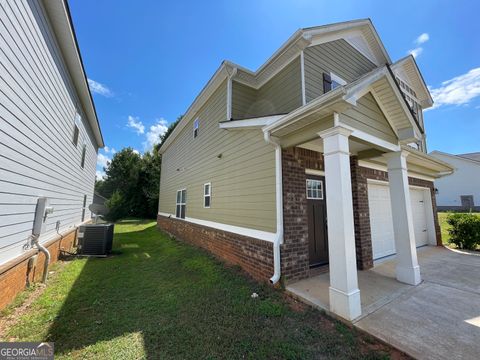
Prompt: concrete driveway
<box><xmin>355</xmin><ymin>246</ymin><xmax>480</xmax><ymax>360</ymax></box>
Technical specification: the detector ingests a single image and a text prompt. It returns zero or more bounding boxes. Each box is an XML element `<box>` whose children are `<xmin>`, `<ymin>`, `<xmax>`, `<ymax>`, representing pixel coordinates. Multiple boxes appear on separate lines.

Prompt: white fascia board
<box><xmin>219</xmin><ymin>115</ymin><xmax>284</xmax><ymax>130</ymax></box>
<box><xmin>391</xmin><ymin>56</ymin><xmax>434</xmax><ymax>107</ymax></box>
<box><xmin>337</xmin><ymin>121</ymin><xmax>400</xmax><ymax>152</ymax></box>
<box><xmin>159</xmin><ymin>64</ymin><xmax>231</xmax><ymax>154</ymax></box>
<box><xmin>158</xmin><ymin>212</ymin><xmax>276</xmax><ymax>243</ymax></box>
<box><xmin>42</xmin><ymin>0</ymin><xmax>104</xmax><ymax>147</ymax></box>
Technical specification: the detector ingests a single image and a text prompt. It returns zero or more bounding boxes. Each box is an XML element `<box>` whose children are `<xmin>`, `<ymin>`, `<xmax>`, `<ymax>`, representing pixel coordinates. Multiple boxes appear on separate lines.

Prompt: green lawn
<box><xmin>1</xmin><ymin>220</ymin><xmax>399</xmax><ymax>359</ymax></box>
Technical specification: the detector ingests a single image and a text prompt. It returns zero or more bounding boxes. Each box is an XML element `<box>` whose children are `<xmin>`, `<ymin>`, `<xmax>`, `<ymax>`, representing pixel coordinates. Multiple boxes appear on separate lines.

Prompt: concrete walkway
<box><xmin>287</xmin><ymin>247</ymin><xmax>480</xmax><ymax>359</ymax></box>
<box><xmin>356</xmin><ymin>247</ymin><xmax>480</xmax><ymax>360</ymax></box>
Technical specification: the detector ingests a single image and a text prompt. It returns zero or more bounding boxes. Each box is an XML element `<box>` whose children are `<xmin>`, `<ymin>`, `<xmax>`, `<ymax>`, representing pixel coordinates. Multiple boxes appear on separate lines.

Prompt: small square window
<box><xmin>306</xmin><ymin>179</ymin><xmax>324</xmax><ymax>200</ymax></box>
<box><xmin>193</xmin><ymin>118</ymin><xmax>199</xmax><ymax>138</ymax></box>
<box><xmin>204</xmin><ymin>183</ymin><xmax>211</xmax><ymax>208</ymax></box>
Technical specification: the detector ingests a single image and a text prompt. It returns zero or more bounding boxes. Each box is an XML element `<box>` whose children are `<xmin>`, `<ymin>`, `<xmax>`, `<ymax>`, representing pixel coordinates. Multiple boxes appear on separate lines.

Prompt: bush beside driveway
<box><xmin>0</xmin><ymin>220</ymin><xmax>405</xmax><ymax>359</ymax></box>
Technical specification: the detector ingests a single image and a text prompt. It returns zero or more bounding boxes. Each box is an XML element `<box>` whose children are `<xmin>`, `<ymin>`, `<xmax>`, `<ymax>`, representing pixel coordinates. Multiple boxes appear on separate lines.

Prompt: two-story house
<box><xmin>0</xmin><ymin>0</ymin><xmax>103</xmax><ymax>309</ymax></box>
<box><xmin>157</xmin><ymin>19</ymin><xmax>453</xmax><ymax>320</ymax></box>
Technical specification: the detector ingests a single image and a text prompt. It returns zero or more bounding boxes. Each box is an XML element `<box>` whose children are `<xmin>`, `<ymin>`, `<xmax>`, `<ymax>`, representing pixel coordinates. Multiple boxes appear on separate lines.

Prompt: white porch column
<box><xmin>319</xmin><ymin>125</ymin><xmax>361</xmax><ymax>321</ymax></box>
<box><xmin>384</xmin><ymin>151</ymin><xmax>421</xmax><ymax>285</ymax></box>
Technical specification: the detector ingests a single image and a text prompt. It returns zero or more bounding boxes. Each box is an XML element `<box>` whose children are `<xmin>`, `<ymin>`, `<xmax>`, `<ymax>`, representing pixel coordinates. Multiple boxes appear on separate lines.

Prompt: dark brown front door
<box><xmin>306</xmin><ymin>176</ymin><xmax>328</xmax><ymax>266</ymax></box>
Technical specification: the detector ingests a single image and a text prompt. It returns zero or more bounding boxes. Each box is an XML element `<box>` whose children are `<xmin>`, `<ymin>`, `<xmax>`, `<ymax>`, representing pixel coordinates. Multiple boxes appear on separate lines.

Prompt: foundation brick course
<box><xmin>157</xmin><ymin>216</ymin><xmax>274</xmax><ymax>282</ymax></box>
<box><xmin>0</xmin><ymin>228</ymin><xmax>77</xmax><ymax>311</ymax></box>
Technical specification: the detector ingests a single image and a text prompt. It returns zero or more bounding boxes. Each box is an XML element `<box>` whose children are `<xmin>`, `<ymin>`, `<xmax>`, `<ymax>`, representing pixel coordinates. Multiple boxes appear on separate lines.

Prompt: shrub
<box><xmin>446</xmin><ymin>213</ymin><xmax>480</xmax><ymax>250</ymax></box>
<box><xmin>105</xmin><ymin>190</ymin><xmax>126</xmax><ymax>222</ymax></box>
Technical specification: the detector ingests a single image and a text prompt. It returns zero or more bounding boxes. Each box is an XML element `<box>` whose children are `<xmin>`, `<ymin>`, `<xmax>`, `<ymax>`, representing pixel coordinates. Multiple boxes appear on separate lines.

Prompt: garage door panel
<box><xmin>368</xmin><ymin>183</ymin><xmax>430</xmax><ymax>260</ymax></box>
<box><xmin>368</xmin><ymin>184</ymin><xmax>396</xmax><ymax>259</ymax></box>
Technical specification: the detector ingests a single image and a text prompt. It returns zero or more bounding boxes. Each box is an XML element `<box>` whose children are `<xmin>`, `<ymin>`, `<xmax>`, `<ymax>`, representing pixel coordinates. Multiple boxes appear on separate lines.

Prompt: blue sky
<box><xmin>68</xmin><ymin>0</ymin><xmax>480</xmax><ymax>178</ymax></box>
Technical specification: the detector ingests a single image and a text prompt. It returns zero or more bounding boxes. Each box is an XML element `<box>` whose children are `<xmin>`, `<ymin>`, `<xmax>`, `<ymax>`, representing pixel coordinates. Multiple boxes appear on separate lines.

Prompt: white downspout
<box><xmin>264</xmin><ymin>131</ymin><xmax>284</xmax><ymax>284</ymax></box>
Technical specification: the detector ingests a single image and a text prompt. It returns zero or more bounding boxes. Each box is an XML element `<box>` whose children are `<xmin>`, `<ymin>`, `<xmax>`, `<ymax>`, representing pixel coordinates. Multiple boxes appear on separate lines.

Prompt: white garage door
<box><xmin>368</xmin><ymin>183</ymin><xmax>430</xmax><ymax>260</ymax></box>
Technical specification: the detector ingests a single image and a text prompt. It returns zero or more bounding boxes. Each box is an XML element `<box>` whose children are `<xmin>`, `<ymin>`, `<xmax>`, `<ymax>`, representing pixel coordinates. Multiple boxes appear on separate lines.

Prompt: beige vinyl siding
<box><xmin>340</xmin><ymin>93</ymin><xmax>397</xmax><ymax>143</ymax></box>
<box><xmin>0</xmin><ymin>0</ymin><xmax>98</xmax><ymax>265</ymax></box>
<box><xmin>231</xmin><ymin>57</ymin><xmax>302</xmax><ymax>119</ymax></box>
<box><xmin>159</xmin><ymin>80</ymin><xmax>277</xmax><ymax>233</ymax></box>
<box><xmin>304</xmin><ymin>39</ymin><xmax>376</xmax><ymax>103</ymax></box>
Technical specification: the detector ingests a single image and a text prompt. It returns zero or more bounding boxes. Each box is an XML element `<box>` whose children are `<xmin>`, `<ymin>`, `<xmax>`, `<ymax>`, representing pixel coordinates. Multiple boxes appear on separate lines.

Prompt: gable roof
<box><xmin>390</xmin><ymin>55</ymin><xmax>434</xmax><ymax>109</ymax></box>
<box><xmin>458</xmin><ymin>152</ymin><xmax>480</xmax><ymax>162</ymax></box>
<box><xmin>42</xmin><ymin>0</ymin><xmax>104</xmax><ymax>147</ymax></box>
<box><xmin>430</xmin><ymin>151</ymin><xmax>480</xmax><ymax>167</ymax></box>
<box><xmin>159</xmin><ymin>19</ymin><xmax>391</xmax><ymax>154</ymax></box>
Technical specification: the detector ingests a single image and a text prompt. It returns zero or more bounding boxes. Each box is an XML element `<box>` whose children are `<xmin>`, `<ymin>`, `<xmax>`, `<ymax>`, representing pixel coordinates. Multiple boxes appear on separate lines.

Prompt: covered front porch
<box><xmin>260</xmin><ymin>67</ymin><xmax>453</xmax><ymax>321</ymax></box>
<box><xmin>286</xmin><ymin>251</ymin><xmax>413</xmax><ymax>321</ymax></box>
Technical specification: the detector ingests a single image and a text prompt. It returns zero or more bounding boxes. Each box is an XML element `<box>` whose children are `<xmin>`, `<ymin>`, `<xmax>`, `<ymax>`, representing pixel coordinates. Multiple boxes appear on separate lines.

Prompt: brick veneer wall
<box><xmin>358</xmin><ymin>166</ymin><xmax>442</xmax><ymax>246</ymax></box>
<box><xmin>157</xmin><ymin>215</ymin><xmax>274</xmax><ymax>282</ymax></box>
<box><xmin>350</xmin><ymin>157</ymin><xmax>374</xmax><ymax>269</ymax></box>
<box><xmin>0</xmin><ymin>228</ymin><xmax>77</xmax><ymax>311</ymax></box>
<box><xmin>281</xmin><ymin>147</ymin><xmax>323</xmax><ymax>283</ymax></box>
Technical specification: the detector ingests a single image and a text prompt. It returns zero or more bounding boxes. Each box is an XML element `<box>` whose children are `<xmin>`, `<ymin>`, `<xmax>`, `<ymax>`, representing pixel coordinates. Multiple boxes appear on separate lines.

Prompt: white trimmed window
<box><xmin>176</xmin><ymin>189</ymin><xmax>186</xmax><ymax>219</ymax></box>
<box><xmin>330</xmin><ymin>72</ymin><xmax>347</xmax><ymax>89</ymax></box>
<box><xmin>193</xmin><ymin>118</ymin><xmax>199</xmax><ymax>138</ymax></box>
<box><xmin>306</xmin><ymin>179</ymin><xmax>323</xmax><ymax>200</ymax></box>
<box><xmin>204</xmin><ymin>183</ymin><xmax>211</xmax><ymax>208</ymax></box>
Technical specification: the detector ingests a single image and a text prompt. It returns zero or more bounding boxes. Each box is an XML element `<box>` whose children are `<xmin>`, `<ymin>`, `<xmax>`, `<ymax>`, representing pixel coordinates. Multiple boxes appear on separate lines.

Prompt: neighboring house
<box><xmin>158</xmin><ymin>19</ymin><xmax>453</xmax><ymax>321</ymax></box>
<box><xmin>0</xmin><ymin>0</ymin><xmax>103</xmax><ymax>309</ymax></box>
<box><xmin>430</xmin><ymin>151</ymin><xmax>480</xmax><ymax>211</ymax></box>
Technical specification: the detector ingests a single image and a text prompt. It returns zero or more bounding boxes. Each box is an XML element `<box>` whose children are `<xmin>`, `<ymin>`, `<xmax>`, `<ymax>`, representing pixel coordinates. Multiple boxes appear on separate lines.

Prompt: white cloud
<box><xmin>415</xmin><ymin>33</ymin><xmax>430</xmax><ymax>45</ymax></box>
<box><xmin>96</xmin><ymin>170</ymin><xmax>106</xmax><ymax>181</ymax></box>
<box><xmin>127</xmin><ymin>115</ymin><xmax>145</xmax><ymax>134</ymax></box>
<box><xmin>143</xmin><ymin>118</ymin><xmax>169</xmax><ymax>151</ymax></box>
<box><xmin>97</xmin><ymin>153</ymin><xmax>110</xmax><ymax>169</ymax></box>
<box><xmin>429</xmin><ymin>68</ymin><xmax>480</xmax><ymax>109</ymax></box>
<box><xmin>408</xmin><ymin>47</ymin><xmax>423</xmax><ymax>58</ymax></box>
<box><xmin>408</xmin><ymin>33</ymin><xmax>429</xmax><ymax>58</ymax></box>
<box><xmin>104</xmin><ymin>146</ymin><xmax>116</xmax><ymax>154</ymax></box>
<box><xmin>87</xmin><ymin>78</ymin><xmax>113</xmax><ymax>97</ymax></box>
<box><xmin>132</xmin><ymin>149</ymin><xmax>140</xmax><ymax>155</ymax></box>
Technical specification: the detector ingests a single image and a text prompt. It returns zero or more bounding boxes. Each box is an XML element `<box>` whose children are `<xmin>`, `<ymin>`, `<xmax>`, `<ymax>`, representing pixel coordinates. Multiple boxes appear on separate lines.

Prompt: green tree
<box><xmin>95</xmin><ymin>115</ymin><xmax>182</xmax><ymax>221</ymax></box>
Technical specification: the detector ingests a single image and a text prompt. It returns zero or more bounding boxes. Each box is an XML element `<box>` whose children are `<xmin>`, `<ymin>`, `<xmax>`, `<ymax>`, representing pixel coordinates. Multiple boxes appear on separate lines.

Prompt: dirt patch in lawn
<box><xmin>0</xmin><ymin>262</ymin><xmax>66</xmax><ymax>341</ymax></box>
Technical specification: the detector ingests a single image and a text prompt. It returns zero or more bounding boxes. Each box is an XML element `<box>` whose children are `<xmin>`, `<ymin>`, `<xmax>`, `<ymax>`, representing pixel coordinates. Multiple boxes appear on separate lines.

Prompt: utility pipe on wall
<box><xmin>264</xmin><ymin>131</ymin><xmax>284</xmax><ymax>284</ymax></box>
<box><xmin>31</xmin><ymin>234</ymin><xmax>50</xmax><ymax>284</ymax></box>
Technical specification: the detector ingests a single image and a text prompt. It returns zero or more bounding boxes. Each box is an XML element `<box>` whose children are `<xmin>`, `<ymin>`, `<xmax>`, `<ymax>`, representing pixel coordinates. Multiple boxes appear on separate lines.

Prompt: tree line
<box><xmin>95</xmin><ymin>116</ymin><xmax>181</xmax><ymax>221</ymax></box>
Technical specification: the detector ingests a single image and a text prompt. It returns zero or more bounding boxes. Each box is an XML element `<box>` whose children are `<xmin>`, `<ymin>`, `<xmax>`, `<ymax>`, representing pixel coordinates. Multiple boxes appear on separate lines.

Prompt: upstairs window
<box><xmin>323</xmin><ymin>72</ymin><xmax>346</xmax><ymax>93</ymax></box>
<box><xmin>176</xmin><ymin>189</ymin><xmax>187</xmax><ymax>219</ymax></box>
<box><xmin>395</xmin><ymin>76</ymin><xmax>423</xmax><ymax>122</ymax></box>
<box><xmin>204</xmin><ymin>183</ymin><xmax>211</xmax><ymax>208</ymax></box>
<box><xmin>193</xmin><ymin>118</ymin><xmax>199</xmax><ymax>138</ymax></box>
<box><xmin>80</xmin><ymin>144</ymin><xmax>87</xmax><ymax>168</ymax></box>
<box><xmin>72</xmin><ymin>113</ymin><xmax>81</xmax><ymax>146</ymax></box>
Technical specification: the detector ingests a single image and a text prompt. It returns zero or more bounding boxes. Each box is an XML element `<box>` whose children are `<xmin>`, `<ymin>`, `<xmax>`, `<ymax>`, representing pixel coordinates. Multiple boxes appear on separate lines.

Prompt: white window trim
<box><xmin>176</xmin><ymin>188</ymin><xmax>187</xmax><ymax>218</ymax></box>
<box><xmin>330</xmin><ymin>72</ymin><xmax>347</xmax><ymax>87</ymax></box>
<box><xmin>306</xmin><ymin>179</ymin><xmax>324</xmax><ymax>200</ymax></box>
<box><xmin>193</xmin><ymin>118</ymin><xmax>199</xmax><ymax>139</ymax></box>
<box><xmin>203</xmin><ymin>183</ymin><xmax>211</xmax><ymax>208</ymax></box>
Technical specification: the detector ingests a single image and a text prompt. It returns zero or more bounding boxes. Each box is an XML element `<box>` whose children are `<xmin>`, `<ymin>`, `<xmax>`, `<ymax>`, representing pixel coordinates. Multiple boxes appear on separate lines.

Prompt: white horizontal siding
<box><xmin>0</xmin><ymin>0</ymin><xmax>98</xmax><ymax>265</ymax></box>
